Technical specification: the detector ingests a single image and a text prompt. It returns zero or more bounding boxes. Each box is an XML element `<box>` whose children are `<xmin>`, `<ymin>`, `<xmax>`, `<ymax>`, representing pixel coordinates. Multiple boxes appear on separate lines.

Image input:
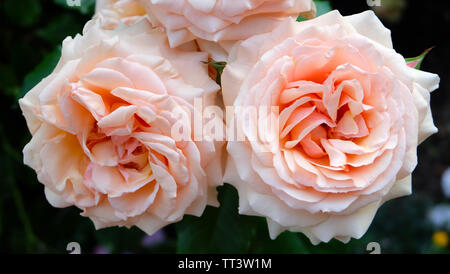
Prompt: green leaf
<box><xmin>20</xmin><ymin>47</ymin><xmax>61</xmax><ymax>98</ymax></box>
<box><xmin>176</xmin><ymin>184</ymin><xmax>311</xmax><ymax>254</ymax></box>
<box><xmin>0</xmin><ymin>64</ymin><xmax>19</xmax><ymax>99</ymax></box>
<box><xmin>95</xmin><ymin>226</ymin><xmax>146</xmax><ymax>254</ymax></box>
<box><xmin>405</xmin><ymin>47</ymin><xmax>433</xmax><ymax>70</ymax></box>
<box><xmin>0</xmin><ymin>126</ymin><xmax>38</xmax><ymax>252</ymax></box>
<box><xmin>0</xmin><ymin>198</ymin><xmax>3</xmax><ymax>240</ymax></box>
<box><xmin>4</xmin><ymin>0</ymin><xmax>42</xmax><ymax>27</ymax></box>
<box><xmin>176</xmin><ymin>184</ymin><xmax>255</xmax><ymax>253</ymax></box>
<box><xmin>315</xmin><ymin>0</ymin><xmax>332</xmax><ymax>17</ymax></box>
<box><xmin>37</xmin><ymin>14</ymin><xmax>85</xmax><ymax>45</ymax></box>
<box><xmin>250</xmin><ymin>231</ymin><xmax>311</xmax><ymax>254</ymax></box>
<box><xmin>203</xmin><ymin>61</ymin><xmax>226</xmax><ymax>85</ymax></box>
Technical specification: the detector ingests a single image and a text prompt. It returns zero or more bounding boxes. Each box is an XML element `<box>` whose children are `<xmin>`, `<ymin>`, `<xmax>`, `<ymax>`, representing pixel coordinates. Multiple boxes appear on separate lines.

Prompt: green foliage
<box><xmin>203</xmin><ymin>61</ymin><xmax>226</xmax><ymax>85</ymax></box>
<box><xmin>176</xmin><ymin>184</ymin><xmax>311</xmax><ymax>254</ymax></box>
<box><xmin>0</xmin><ymin>64</ymin><xmax>19</xmax><ymax>99</ymax></box>
<box><xmin>175</xmin><ymin>184</ymin><xmax>437</xmax><ymax>254</ymax></box>
<box><xmin>37</xmin><ymin>14</ymin><xmax>86</xmax><ymax>45</ymax></box>
<box><xmin>314</xmin><ymin>0</ymin><xmax>333</xmax><ymax>17</ymax></box>
<box><xmin>176</xmin><ymin>184</ymin><xmax>255</xmax><ymax>253</ymax></box>
<box><xmin>3</xmin><ymin>0</ymin><xmax>42</xmax><ymax>27</ymax></box>
<box><xmin>94</xmin><ymin>226</ymin><xmax>175</xmax><ymax>254</ymax></box>
<box><xmin>20</xmin><ymin>47</ymin><xmax>61</xmax><ymax>98</ymax></box>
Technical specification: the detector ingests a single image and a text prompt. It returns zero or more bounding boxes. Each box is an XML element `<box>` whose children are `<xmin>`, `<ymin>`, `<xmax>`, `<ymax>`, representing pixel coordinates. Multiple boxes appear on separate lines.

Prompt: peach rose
<box><xmin>19</xmin><ymin>18</ymin><xmax>224</xmax><ymax>234</ymax></box>
<box><xmin>94</xmin><ymin>0</ymin><xmax>147</xmax><ymax>30</ymax></box>
<box><xmin>137</xmin><ymin>0</ymin><xmax>316</xmax><ymax>60</ymax></box>
<box><xmin>222</xmin><ymin>11</ymin><xmax>439</xmax><ymax>244</ymax></box>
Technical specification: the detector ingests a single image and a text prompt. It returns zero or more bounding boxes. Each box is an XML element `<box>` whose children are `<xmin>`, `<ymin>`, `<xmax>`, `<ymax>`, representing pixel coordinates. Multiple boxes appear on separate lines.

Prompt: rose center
<box><xmin>279</xmin><ymin>75</ymin><xmax>372</xmax><ymax>165</ymax></box>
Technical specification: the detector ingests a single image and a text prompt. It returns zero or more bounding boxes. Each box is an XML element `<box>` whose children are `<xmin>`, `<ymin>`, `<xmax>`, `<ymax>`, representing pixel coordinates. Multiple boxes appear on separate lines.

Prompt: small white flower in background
<box><xmin>441</xmin><ymin>168</ymin><xmax>450</xmax><ymax>198</ymax></box>
<box><xmin>428</xmin><ymin>204</ymin><xmax>450</xmax><ymax>230</ymax></box>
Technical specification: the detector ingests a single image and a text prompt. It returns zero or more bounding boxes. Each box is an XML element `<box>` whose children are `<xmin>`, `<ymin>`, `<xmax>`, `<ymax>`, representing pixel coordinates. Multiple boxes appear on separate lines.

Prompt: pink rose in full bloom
<box><xmin>19</xmin><ymin>18</ymin><xmax>224</xmax><ymax>234</ymax></box>
<box><xmin>137</xmin><ymin>0</ymin><xmax>316</xmax><ymax>60</ymax></box>
<box><xmin>222</xmin><ymin>11</ymin><xmax>439</xmax><ymax>244</ymax></box>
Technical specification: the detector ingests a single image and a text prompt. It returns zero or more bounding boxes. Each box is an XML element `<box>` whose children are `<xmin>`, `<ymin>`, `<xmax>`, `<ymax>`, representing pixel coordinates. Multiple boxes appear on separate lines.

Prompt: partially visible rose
<box><xmin>137</xmin><ymin>0</ymin><xmax>316</xmax><ymax>60</ymax></box>
<box><xmin>94</xmin><ymin>0</ymin><xmax>147</xmax><ymax>30</ymax></box>
<box><xmin>19</xmin><ymin>17</ymin><xmax>224</xmax><ymax>234</ymax></box>
<box><xmin>222</xmin><ymin>11</ymin><xmax>439</xmax><ymax>244</ymax></box>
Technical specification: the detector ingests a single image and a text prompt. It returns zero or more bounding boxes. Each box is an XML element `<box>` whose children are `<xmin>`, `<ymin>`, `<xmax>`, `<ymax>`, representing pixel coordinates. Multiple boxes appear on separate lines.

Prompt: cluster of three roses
<box><xmin>20</xmin><ymin>0</ymin><xmax>439</xmax><ymax>244</ymax></box>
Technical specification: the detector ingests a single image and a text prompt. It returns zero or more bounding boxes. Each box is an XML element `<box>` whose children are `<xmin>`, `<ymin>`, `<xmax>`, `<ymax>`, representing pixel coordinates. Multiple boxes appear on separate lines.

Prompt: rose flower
<box><xmin>19</xmin><ymin>18</ymin><xmax>224</xmax><ymax>234</ymax></box>
<box><xmin>222</xmin><ymin>11</ymin><xmax>439</xmax><ymax>244</ymax></box>
<box><xmin>137</xmin><ymin>0</ymin><xmax>316</xmax><ymax>60</ymax></box>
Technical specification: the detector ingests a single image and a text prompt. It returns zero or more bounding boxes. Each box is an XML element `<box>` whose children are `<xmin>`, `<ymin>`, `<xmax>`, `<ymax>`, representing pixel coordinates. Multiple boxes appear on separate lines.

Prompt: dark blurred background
<box><xmin>0</xmin><ymin>0</ymin><xmax>449</xmax><ymax>254</ymax></box>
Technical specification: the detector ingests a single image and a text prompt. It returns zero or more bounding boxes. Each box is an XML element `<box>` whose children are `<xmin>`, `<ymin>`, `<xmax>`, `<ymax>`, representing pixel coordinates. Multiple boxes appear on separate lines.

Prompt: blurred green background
<box><xmin>0</xmin><ymin>0</ymin><xmax>449</xmax><ymax>254</ymax></box>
